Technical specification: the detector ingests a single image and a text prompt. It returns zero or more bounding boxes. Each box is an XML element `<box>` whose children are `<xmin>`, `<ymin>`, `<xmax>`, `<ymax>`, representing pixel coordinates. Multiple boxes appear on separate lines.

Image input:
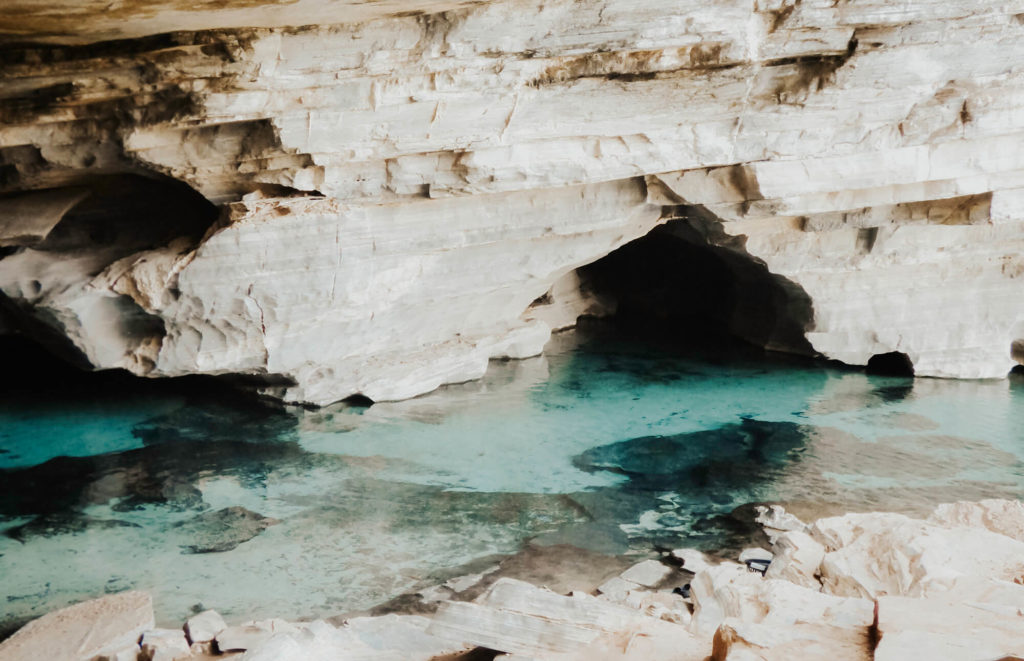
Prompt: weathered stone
<box><xmin>184</xmin><ymin>610</ymin><xmax>227</xmax><ymax>645</ymax></box>
<box><xmin>811</xmin><ymin>512</ymin><xmax>1024</xmax><ymax>598</ymax></box>
<box><xmin>91</xmin><ymin>644</ymin><xmax>141</xmax><ymax>661</ymax></box>
<box><xmin>426</xmin><ymin>578</ymin><xmax>706</xmax><ymax>658</ymax></box>
<box><xmin>928</xmin><ymin>498</ymin><xmax>1024</xmax><ymax>543</ymax></box>
<box><xmin>671</xmin><ymin>548</ymin><xmax>715</xmax><ymax>574</ymax></box>
<box><xmin>139</xmin><ymin>629</ymin><xmax>190</xmax><ymax>661</ymax></box>
<box><xmin>215</xmin><ymin>619</ymin><xmax>299</xmax><ymax>652</ymax></box>
<box><xmin>764</xmin><ymin>531</ymin><xmax>824</xmax><ymax>589</ymax></box>
<box><xmin>711</xmin><ymin>620</ymin><xmax>870</xmax><ymax>661</ymax></box>
<box><xmin>754</xmin><ymin>506</ymin><xmax>808</xmax><ymax>544</ymax></box>
<box><xmin>617</xmin><ymin>560</ymin><xmax>674</xmax><ymax>588</ymax></box>
<box><xmin>0</xmin><ymin>591</ymin><xmax>153</xmax><ymax>661</ymax></box>
<box><xmin>875</xmin><ymin>579</ymin><xmax>1024</xmax><ymax>661</ymax></box>
<box><xmin>3</xmin><ymin>0</ymin><xmax>1024</xmax><ymax>403</ymax></box>
<box><xmin>689</xmin><ymin>565</ymin><xmax>872</xmax><ymax>637</ymax></box>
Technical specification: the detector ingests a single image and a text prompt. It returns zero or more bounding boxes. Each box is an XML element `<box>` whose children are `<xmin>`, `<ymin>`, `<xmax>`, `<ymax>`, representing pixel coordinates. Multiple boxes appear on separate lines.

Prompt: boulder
<box><xmin>216</xmin><ymin>619</ymin><xmax>299</xmax><ymax>652</ymax></box>
<box><xmin>754</xmin><ymin>506</ymin><xmax>807</xmax><ymax>544</ymax></box>
<box><xmin>928</xmin><ymin>499</ymin><xmax>1024</xmax><ymax>543</ymax></box>
<box><xmin>92</xmin><ymin>644</ymin><xmax>142</xmax><ymax>661</ymax></box>
<box><xmin>140</xmin><ymin>629</ymin><xmax>190</xmax><ymax>661</ymax></box>
<box><xmin>0</xmin><ymin>591</ymin><xmax>154</xmax><ymax>661</ymax></box>
<box><xmin>711</xmin><ymin>620</ymin><xmax>870</xmax><ymax>661</ymax></box>
<box><xmin>811</xmin><ymin>512</ymin><xmax>1024</xmax><ymax>598</ymax></box>
<box><xmin>175</xmin><ymin>507</ymin><xmax>279</xmax><ymax>554</ymax></box>
<box><xmin>184</xmin><ymin>611</ymin><xmax>227</xmax><ymax>645</ymax></box>
<box><xmin>671</xmin><ymin>548</ymin><xmax>715</xmax><ymax>574</ymax></box>
<box><xmin>875</xmin><ymin>578</ymin><xmax>1024</xmax><ymax>661</ymax></box>
<box><xmin>617</xmin><ymin>560</ymin><xmax>674</xmax><ymax>588</ymax></box>
<box><xmin>764</xmin><ymin>531</ymin><xmax>825</xmax><ymax>589</ymax></box>
<box><xmin>689</xmin><ymin>564</ymin><xmax>872</xmax><ymax>637</ymax></box>
<box><xmin>426</xmin><ymin>578</ymin><xmax>706</xmax><ymax>658</ymax></box>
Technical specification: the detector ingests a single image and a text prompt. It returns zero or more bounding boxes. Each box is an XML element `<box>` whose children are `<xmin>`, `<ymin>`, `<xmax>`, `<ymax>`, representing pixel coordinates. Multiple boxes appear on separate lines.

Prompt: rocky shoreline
<box><xmin>2</xmin><ymin>498</ymin><xmax>1023</xmax><ymax>660</ymax></box>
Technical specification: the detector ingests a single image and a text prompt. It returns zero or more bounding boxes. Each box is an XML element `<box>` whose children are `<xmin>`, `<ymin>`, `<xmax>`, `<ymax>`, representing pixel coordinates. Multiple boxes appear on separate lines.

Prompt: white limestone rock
<box><xmin>711</xmin><ymin>620</ymin><xmax>870</xmax><ymax>661</ymax></box>
<box><xmin>753</xmin><ymin>506</ymin><xmax>808</xmax><ymax>544</ymax></box>
<box><xmin>92</xmin><ymin>644</ymin><xmax>142</xmax><ymax>661</ymax></box>
<box><xmin>671</xmin><ymin>548</ymin><xmax>716</xmax><ymax>574</ymax></box>
<box><xmin>810</xmin><ymin>511</ymin><xmax>1024</xmax><ymax>598</ymax></box>
<box><xmin>139</xmin><ymin>629</ymin><xmax>190</xmax><ymax>661</ymax></box>
<box><xmin>426</xmin><ymin>578</ymin><xmax>706</xmax><ymax>658</ymax></box>
<box><xmin>617</xmin><ymin>559</ymin><xmax>674</xmax><ymax>588</ymax></box>
<box><xmin>216</xmin><ymin>619</ymin><xmax>300</xmax><ymax>652</ymax></box>
<box><xmin>763</xmin><ymin>531</ymin><xmax>825</xmax><ymax>589</ymax></box>
<box><xmin>928</xmin><ymin>498</ymin><xmax>1024</xmax><ymax>543</ymax></box>
<box><xmin>0</xmin><ymin>591</ymin><xmax>154</xmax><ymax>661</ymax></box>
<box><xmin>4</xmin><ymin>0</ymin><xmax>1024</xmax><ymax>401</ymax></box>
<box><xmin>689</xmin><ymin>564</ymin><xmax>873</xmax><ymax>637</ymax></box>
<box><xmin>875</xmin><ymin>578</ymin><xmax>1024</xmax><ymax>661</ymax></box>
<box><xmin>184</xmin><ymin>611</ymin><xmax>227</xmax><ymax>645</ymax></box>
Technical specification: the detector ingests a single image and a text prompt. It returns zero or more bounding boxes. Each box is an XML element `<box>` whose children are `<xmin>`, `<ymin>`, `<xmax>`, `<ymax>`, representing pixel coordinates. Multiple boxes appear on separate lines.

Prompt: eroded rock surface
<box><xmin>3</xmin><ymin>0</ymin><xmax>1024</xmax><ymax>403</ymax></box>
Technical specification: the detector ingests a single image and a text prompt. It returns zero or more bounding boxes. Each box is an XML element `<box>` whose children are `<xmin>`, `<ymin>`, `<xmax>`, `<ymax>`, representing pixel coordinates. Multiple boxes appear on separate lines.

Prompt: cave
<box><xmin>866</xmin><ymin>352</ymin><xmax>915</xmax><ymax>377</ymax></box>
<box><xmin>29</xmin><ymin>173</ymin><xmax>219</xmax><ymax>256</ymax></box>
<box><xmin>576</xmin><ymin>212</ymin><xmax>815</xmax><ymax>356</ymax></box>
<box><xmin>0</xmin><ymin>172</ymin><xmax>220</xmax><ymax>377</ymax></box>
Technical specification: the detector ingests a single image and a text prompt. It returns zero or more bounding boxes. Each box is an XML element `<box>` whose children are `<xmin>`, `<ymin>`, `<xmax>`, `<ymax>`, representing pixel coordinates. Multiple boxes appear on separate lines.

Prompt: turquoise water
<box><xmin>2</xmin><ymin>327</ymin><xmax>1023</xmax><ymax>629</ymax></box>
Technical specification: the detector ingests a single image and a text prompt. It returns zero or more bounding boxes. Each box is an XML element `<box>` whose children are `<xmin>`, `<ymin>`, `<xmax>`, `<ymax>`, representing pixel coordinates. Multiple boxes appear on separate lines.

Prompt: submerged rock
<box><xmin>574</xmin><ymin>419</ymin><xmax>807</xmax><ymax>491</ymax></box>
<box><xmin>4</xmin><ymin>514</ymin><xmax>140</xmax><ymax>543</ymax></box>
<box><xmin>174</xmin><ymin>507</ymin><xmax>279</xmax><ymax>554</ymax></box>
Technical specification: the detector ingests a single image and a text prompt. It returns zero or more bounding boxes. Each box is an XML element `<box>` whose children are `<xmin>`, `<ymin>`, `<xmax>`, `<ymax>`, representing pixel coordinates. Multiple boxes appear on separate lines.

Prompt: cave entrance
<box><xmin>572</xmin><ymin>213</ymin><xmax>814</xmax><ymax>356</ymax></box>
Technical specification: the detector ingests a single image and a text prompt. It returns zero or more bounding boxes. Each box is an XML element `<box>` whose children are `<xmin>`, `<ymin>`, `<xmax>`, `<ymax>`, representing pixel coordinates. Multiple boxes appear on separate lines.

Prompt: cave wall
<box><xmin>1</xmin><ymin>0</ymin><xmax>1024</xmax><ymax>403</ymax></box>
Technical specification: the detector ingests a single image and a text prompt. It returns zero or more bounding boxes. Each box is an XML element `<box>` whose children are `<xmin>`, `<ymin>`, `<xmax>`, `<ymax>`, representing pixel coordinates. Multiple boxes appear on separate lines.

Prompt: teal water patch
<box><xmin>2</xmin><ymin>327</ymin><xmax>1023</xmax><ymax>630</ymax></box>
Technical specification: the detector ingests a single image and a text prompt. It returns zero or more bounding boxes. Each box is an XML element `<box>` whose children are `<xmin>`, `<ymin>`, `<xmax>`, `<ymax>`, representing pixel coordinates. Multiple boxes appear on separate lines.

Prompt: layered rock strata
<box><xmin>2</xmin><ymin>0</ymin><xmax>1024</xmax><ymax>402</ymax></box>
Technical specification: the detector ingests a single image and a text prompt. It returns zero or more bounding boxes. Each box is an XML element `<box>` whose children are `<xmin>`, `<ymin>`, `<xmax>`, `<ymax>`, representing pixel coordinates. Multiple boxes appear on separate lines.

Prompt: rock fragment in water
<box><xmin>140</xmin><ymin>629</ymin><xmax>190</xmax><ymax>661</ymax></box>
<box><xmin>174</xmin><ymin>507</ymin><xmax>279</xmax><ymax>554</ymax></box>
<box><xmin>0</xmin><ymin>591</ymin><xmax>153</xmax><ymax>661</ymax></box>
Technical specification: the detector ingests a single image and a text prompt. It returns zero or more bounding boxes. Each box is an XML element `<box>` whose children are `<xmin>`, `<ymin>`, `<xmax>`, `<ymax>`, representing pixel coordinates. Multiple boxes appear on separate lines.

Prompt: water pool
<box><xmin>2</xmin><ymin>327</ymin><xmax>1022</xmax><ymax>630</ymax></box>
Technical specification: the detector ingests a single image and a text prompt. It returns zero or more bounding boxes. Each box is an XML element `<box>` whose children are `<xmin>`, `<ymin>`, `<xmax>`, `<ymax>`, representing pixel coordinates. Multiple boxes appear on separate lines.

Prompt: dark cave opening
<box><xmin>577</xmin><ymin>215</ymin><xmax>815</xmax><ymax>356</ymax></box>
<box><xmin>866</xmin><ymin>352</ymin><xmax>915</xmax><ymax>377</ymax></box>
<box><xmin>0</xmin><ymin>171</ymin><xmax>230</xmax><ymax>393</ymax></box>
<box><xmin>31</xmin><ymin>173</ymin><xmax>219</xmax><ymax>256</ymax></box>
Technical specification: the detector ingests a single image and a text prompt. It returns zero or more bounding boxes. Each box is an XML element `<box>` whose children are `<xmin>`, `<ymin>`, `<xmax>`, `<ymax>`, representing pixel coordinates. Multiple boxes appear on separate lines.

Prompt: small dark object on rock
<box><xmin>672</xmin><ymin>584</ymin><xmax>691</xmax><ymax>599</ymax></box>
<box><xmin>745</xmin><ymin>558</ymin><xmax>771</xmax><ymax>575</ymax></box>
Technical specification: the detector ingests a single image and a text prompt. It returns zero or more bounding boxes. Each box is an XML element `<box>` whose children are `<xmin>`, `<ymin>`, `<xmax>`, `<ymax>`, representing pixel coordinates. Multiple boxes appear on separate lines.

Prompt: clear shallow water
<box><xmin>1</xmin><ymin>327</ymin><xmax>1023</xmax><ymax>630</ymax></box>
